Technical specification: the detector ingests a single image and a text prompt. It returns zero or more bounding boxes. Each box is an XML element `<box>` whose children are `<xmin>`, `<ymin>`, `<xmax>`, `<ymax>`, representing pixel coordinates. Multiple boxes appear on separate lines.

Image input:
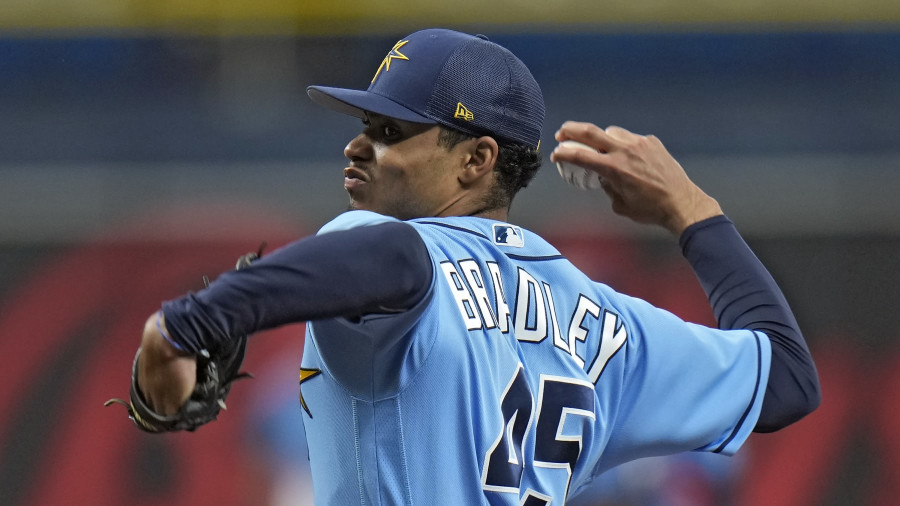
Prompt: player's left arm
<box><xmin>137</xmin><ymin>220</ymin><xmax>434</xmax><ymax>415</ymax></box>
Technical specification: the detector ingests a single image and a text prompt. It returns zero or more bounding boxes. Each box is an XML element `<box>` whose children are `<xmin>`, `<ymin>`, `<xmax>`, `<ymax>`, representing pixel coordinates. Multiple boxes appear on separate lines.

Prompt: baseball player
<box><xmin>134</xmin><ymin>28</ymin><xmax>820</xmax><ymax>504</ymax></box>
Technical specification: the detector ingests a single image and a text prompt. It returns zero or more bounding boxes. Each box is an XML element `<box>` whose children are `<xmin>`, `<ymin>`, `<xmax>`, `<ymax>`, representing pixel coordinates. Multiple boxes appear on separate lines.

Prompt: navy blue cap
<box><xmin>307</xmin><ymin>28</ymin><xmax>545</xmax><ymax>149</ymax></box>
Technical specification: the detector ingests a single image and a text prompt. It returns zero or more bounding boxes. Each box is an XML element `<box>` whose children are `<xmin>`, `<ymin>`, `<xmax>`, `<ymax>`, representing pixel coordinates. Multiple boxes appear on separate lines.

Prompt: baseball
<box><xmin>555</xmin><ymin>140</ymin><xmax>604</xmax><ymax>190</ymax></box>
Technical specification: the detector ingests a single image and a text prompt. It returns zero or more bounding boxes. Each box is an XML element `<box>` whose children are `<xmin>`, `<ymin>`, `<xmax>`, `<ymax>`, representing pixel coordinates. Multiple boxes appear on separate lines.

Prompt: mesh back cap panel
<box><xmin>427</xmin><ymin>38</ymin><xmax>545</xmax><ymax>146</ymax></box>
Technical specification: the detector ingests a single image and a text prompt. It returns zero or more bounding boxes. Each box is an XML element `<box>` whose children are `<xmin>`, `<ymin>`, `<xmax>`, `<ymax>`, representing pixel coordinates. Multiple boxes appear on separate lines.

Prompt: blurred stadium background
<box><xmin>1</xmin><ymin>1</ymin><xmax>899</xmax><ymax>505</ymax></box>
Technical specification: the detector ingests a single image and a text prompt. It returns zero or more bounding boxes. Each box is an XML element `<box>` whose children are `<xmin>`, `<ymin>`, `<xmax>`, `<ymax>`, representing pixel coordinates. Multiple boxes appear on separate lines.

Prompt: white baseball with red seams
<box><xmin>555</xmin><ymin>140</ymin><xmax>604</xmax><ymax>190</ymax></box>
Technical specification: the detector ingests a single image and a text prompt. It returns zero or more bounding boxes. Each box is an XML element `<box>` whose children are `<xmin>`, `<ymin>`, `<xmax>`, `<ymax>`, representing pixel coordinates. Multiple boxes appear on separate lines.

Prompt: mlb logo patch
<box><xmin>492</xmin><ymin>224</ymin><xmax>525</xmax><ymax>248</ymax></box>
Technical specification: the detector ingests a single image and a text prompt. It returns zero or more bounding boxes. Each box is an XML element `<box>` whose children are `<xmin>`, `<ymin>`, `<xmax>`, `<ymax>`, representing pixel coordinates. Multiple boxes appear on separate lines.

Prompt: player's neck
<box><xmin>433</xmin><ymin>195</ymin><xmax>508</xmax><ymax>222</ymax></box>
<box><xmin>469</xmin><ymin>207</ymin><xmax>508</xmax><ymax>222</ymax></box>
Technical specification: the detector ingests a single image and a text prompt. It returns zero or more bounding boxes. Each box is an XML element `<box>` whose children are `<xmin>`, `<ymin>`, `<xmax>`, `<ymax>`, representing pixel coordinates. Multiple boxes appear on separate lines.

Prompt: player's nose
<box><xmin>344</xmin><ymin>132</ymin><xmax>373</xmax><ymax>163</ymax></box>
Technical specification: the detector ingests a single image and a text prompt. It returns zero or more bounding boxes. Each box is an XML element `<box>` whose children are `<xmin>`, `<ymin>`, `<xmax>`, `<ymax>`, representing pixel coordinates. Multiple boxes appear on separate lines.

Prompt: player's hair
<box><xmin>437</xmin><ymin>126</ymin><xmax>542</xmax><ymax>211</ymax></box>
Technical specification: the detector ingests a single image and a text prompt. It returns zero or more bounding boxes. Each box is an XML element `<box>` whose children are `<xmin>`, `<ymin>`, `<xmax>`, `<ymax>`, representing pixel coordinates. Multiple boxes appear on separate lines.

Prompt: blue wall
<box><xmin>2</xmin><ymin>31</ymin><xmax>897</xmax><ymax>163</ymax></box>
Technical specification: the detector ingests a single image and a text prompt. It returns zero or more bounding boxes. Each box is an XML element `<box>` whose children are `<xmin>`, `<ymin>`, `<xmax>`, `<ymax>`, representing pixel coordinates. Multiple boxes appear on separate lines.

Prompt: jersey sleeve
<box><xmin>303</xmin><ymin>212</ymin><xmax>439</xmax><ymax>399</ymax></box>
<box><xmin>597</xmin><ymin>291</ymin><xmax>772</xmax><ymax>470</ymax></box>
<box><xmin>680</xmin><ymin>215</ymin><xmax>819</xmax><ymax>432</ymax></box>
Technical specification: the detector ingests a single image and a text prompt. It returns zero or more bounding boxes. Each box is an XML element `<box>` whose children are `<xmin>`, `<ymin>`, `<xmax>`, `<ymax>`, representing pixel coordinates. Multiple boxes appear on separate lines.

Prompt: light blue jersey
<box><xmin>300</xmin><ymin>211</ymin><xmax>771</xmax><ymax>505</ymax></box>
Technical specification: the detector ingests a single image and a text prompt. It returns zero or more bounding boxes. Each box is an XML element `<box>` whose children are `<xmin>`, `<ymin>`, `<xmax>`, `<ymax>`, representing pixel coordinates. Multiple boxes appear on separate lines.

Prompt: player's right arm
<box><xmin>551</xmin><ymin>121</ymin><xmax>820</xmax><ymax>433</ymax></box>
<box><xmin>551</xmin><ymin>122</ymin><xmax>722</xmax><ymax>235</ymax></box>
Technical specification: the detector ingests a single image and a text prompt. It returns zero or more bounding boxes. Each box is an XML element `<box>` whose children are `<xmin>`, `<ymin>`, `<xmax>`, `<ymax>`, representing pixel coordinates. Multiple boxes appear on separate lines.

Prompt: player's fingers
<box><xmin>550</xmin><ymin>143</ymin><xmax>620</xmax><ymax>182</ymax></box>
<box><xmin>604</xmin><ymin>125</ymin><xmax>638</xmax><ymax>143</ymax></box>
<box><xmin>554</xmin><ymin>121</ymin><xmax>622</xmax><ymax>153</ymax></box>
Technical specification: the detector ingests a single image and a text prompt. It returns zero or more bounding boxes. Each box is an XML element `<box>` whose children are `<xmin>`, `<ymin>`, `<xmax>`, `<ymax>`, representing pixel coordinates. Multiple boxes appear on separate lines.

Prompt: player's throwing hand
<box><xmin>551</xmin><ymin>121</ymin><xmax>722</xmax><ymax>235</ymax></box>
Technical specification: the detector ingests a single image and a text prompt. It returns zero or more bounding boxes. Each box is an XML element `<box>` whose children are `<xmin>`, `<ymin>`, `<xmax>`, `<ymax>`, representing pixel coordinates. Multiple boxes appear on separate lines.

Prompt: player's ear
<box><xmin>459</xmin><ymin>136</ymin><xmax>499</xmax><ymax>186</ymax></box>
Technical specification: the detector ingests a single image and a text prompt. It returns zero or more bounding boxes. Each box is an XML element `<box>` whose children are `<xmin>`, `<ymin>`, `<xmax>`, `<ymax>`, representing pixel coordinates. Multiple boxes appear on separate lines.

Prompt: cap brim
<box><xmin>307</xmin><ymin>86</ymin><xmax>435</xmax><ymax>124</ymax></box>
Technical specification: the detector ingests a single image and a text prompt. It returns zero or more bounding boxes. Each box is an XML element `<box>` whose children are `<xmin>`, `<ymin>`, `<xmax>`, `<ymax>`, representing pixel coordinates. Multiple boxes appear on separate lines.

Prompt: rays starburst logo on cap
<box><xmin>372</xmin><ymin>40</ymin><xmax>410</xmax><ymax>83</ymax></box>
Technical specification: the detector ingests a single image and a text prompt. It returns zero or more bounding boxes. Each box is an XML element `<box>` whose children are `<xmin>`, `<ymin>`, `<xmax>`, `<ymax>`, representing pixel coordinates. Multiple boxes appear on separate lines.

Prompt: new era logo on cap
<box><xmin>454</xmin><ymin>102</ymin><xmax>474</xmax><ymax>121</ymax></box>
<box><xmin>307</xmin><ymin>28</ymin><xmax>545</xmax><ymax>149</ymax></box>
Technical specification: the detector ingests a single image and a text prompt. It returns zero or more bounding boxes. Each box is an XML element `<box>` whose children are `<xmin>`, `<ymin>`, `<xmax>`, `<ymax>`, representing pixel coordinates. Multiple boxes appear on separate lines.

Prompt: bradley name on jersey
<box><xmin>439</xmin><ymin>257</ymin><xmax>627</xmax><ymax>384</ymax></box>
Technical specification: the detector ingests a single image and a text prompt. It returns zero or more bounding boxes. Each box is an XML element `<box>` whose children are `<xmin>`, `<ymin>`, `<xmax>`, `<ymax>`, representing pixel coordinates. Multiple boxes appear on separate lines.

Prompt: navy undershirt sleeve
<box><xmin>162</xmin><ymin>221</ymin><xmax>433</xmax><ymax>354</ymax></box>
<box><xmin>680</xmin><ymin>215</ymin><xmax>821</xmax><ymax>432</ymax></box>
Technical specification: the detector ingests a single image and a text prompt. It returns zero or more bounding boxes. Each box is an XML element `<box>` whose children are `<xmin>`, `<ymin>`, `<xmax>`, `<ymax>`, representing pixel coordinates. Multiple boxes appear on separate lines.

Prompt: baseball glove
<box><xmin>104</xmin><ymin>244</ymin><xmax>265</xmax><ymax>433</ymax></box>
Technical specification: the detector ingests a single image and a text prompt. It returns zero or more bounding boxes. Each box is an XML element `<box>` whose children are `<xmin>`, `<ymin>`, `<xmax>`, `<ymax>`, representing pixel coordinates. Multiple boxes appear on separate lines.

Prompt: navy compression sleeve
<box><xmin>680</xmin><ymin>215</ymin><xmax>821</xmax><ymax>432</ymax></box>
<box><xmin>161</xmin><ymin>221</ymin><xmax>433</xmax><ymax>354</ymax></box>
